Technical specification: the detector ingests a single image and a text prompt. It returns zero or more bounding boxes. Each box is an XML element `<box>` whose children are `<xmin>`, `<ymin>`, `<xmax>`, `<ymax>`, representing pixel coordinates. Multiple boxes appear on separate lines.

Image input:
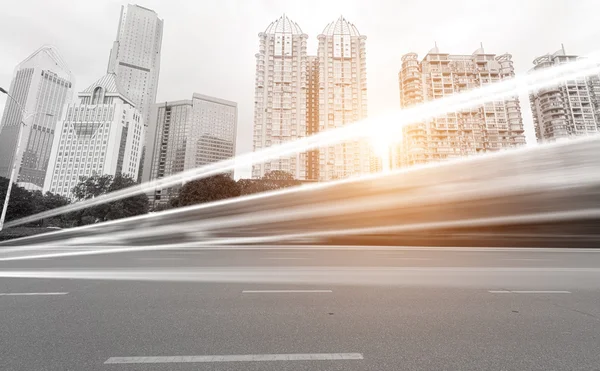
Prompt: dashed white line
<box><xmin>0</xmin><ymin>292</ymin><xmax>68</xmax><ymax>296</ymax></box>
<box><xmin>242</xmin><ymin>290</ymin><xmax>332</xmax><ymax>293</ymax></box>
<box><xmin>500</xmin><ymin>258</ymin><xmax>552</xmax><ymax>261</ymax></box>
<box><xmin>488</xmin><ymin>290</ymin><xmax>571</xmax><ymax>294</ymax></box>
<box><xmin>104</xmin><ymin>353</ymin><xmax>363</xmax><ymax>364</ymax></box>
<box><xmin>260</xmin><ymin>257</ymin><xmax>308</xmax><ymax>260</ymax></box>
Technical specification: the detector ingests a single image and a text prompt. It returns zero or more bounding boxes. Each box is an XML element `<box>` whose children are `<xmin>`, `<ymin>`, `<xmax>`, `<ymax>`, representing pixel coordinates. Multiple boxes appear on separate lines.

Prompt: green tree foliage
<box><xmin>175</xmin><ymin>174</ymin><xmax>241</xmax><ymax>207</ymax></box>
<box><xmin>71</xmin><ymin>174</ymin><xmax>149</xmax><ymax>224</ymax></box>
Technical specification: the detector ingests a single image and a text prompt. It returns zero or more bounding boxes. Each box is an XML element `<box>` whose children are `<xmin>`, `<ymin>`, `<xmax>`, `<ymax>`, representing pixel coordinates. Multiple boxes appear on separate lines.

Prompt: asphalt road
<box><xmin>1</xmin><ymin>246</ymin><xmax>600</xmax><ymax>370</ymax></box>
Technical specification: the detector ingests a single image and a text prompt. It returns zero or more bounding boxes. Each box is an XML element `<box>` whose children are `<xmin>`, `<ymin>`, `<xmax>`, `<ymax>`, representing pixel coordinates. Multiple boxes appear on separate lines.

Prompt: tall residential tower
<box><xmin>0</xmin><ymin>46</ymin><xmax>73</xmax><ymax>190</ymax></box>
<box><xmin>398</xmin><ymin>46</ymin><xmax>525</xmax><ymax>167</ymax></box>
<box><xmin>107</xmin><ymin>4</ymin><xmax>163</xmax><ymax>179</ymax></box>
<box><xmin>252</xmin><ymin>15</ymin><xmax>308</xmax><ymax>180</ymax></box>
<box><xmin>317</xmin><ymin>16</ymin><xmax>369</xmax><ymax>181</ymax></box>
<box><xmin>529</xmin><ymin>46</ymin><xmax>600</xmax><ymax>142</ymax></box>
<box><xmin>306</xmin><ymin>55</ymin><xmax>320</xmax><ymax>181</ymax></box>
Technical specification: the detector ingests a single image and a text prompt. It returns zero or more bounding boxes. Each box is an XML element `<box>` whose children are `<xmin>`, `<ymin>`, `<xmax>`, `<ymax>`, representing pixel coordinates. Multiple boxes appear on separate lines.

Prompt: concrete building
<box><xmin>398</xmin><ymin>45</ymin><xmax>525</xmax><ymax>167</ymax></box>
<box><xmin>317</xmin><ymin>16</ymin><xmax>369</xmax><ymax>181</ymax></box>
<box><xmin>143</xmin><ymin>93</ymin><xmax>237</xmax><ymax>204</ymax></box>
<box><xmin>252</xmin><ymin>14</ymin><xmax>308</xmax><ymax>180</ymax></box>
<box><xmin>306</xmin><ymin>55</ymin><xmax>320</xmax><ymax>181</ymax></box>
<box><xmin>43</xmin><ymin>73</ymin><xmax>144</xmax><ymax>199</ymax></box>
<box><xmin>0</xmin><ymin>45</ymin><xmax>73</xmax><ymax>191</ymax></box>
<box><xmin>107</xmin><ymin>4</ymin><xmax>163</xmax><ymax>179</ymax></box>
<box><xmin>529</xmin><ymin>46</ymin><xmax>600</xmax><ymax>142</ymax></box>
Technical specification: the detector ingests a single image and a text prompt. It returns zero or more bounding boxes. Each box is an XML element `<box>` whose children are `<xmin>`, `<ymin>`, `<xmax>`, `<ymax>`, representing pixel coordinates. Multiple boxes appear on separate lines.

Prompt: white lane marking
<box><xmin>387</xmin><ymin>257</ymin><xmax>431</xmax><ymax>260</ymax></box>
<box><xmin>0</xmin><ymin>292</ymin><xmax>68</xmax><ymax>296</ymax></box>
<box><xmin>488</xmin><ymin>290</ymin><xmax>571</xmax><ymax>294</ymax></box>
<box><xmin>104</xmin><ymin>353</ymin><xmax>363</xmax><ymax>364</ymax></box>
<box><xmin>136</xmin><ymin>257</ymin><xmax>185</xmax><ymax>261</ymax></box>
<box><xmin>242</xmin><ymin>290</ymin><xmax>332</xmax><ymax>293</ymax></box>
<box><xmin>501</xmin><ymin>258</ymin><xmax>552</xmax><ymax>261</ymax></box>
<box><xmin>260</xmin><ymin>257</ymin><xmax>308</xmax><ymax>260</ymax></box>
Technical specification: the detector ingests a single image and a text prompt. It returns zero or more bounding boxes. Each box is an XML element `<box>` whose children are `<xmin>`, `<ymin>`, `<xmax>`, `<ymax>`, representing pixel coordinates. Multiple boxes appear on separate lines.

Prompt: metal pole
<box><xmin>0</xmin><ymin>119</ymin><xmax>25</xmax><ymax>231</ymax></box>
<box><xmin>0</xmin><ymin>87</ymin><xmax>46</xmax><ymax>231</ymax></box>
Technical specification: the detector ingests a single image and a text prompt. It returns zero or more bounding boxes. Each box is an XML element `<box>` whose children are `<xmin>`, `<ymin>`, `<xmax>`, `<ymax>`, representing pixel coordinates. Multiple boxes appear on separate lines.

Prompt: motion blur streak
<box><xmin>5</xmin><ymin>52</ymin><xmax>600</xmax><ymax>228</ymax></box>
<box><xmin>2</xmin><ymin>133</ymin><xmax>600</xmax><ymax>252</ymax></box>
<box><xmin>1</xmin><ymin>267</ymin><xmax>600</xmax><ymax>288</ymax></box>
<box><xmin>2</xmin><ymin>208</ymin><xmax>598</xmax><ymax>262</ymax></box>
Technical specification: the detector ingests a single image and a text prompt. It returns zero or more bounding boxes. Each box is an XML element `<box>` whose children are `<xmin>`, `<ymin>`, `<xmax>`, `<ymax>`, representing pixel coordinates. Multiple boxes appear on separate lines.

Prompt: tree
<box><xmin>238</xmin><ymin>171</ymin><xmax>301</xmax><ymax>195</ymax></box>
<box><xmin>0</xmin><ymin>177</ymin><xmax>70</xmax><ymax>226</ymax></box>
<box><xmin>176</xmin><ymin>174</ymin><xmax>240</xmax><ymax>207</ymax></box>
<box><xmin>0</xmin><ymin>177</ymin><xmax>37</xmax><ymax>222</ymax></box>
<box><xmin>71</xmin><ymin>174</ymin><xmax>148</xmax><ymax>224</ymax></box>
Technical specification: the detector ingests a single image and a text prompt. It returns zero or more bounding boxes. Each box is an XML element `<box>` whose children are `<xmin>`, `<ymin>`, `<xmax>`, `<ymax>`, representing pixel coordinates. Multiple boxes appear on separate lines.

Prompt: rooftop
<box><xmin>321</xmin><ymin>16</ymin><xmax>360</xmax><ymax>37</ymax></box>
<box><xmin>264</xmin><ymin>14</ymin><xmax>303</xmax><ymax>35</ymax></box>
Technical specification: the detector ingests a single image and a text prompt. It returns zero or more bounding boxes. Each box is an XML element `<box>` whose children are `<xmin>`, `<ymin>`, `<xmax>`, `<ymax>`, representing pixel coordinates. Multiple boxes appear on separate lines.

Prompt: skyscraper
<box><xmin>317</xmin><ymin>16</ymin><xmax>369</xmax><ymax>181</ymax></box>
<box><xmin>44</xmin><ymin>73</ymin><xmax>144</xmax><ymax>199</ymax></box>
<box><xmin>143</xmin><ymin>93</ymin><xmax>237</xmax><ymax>204</ymax></box>
<box><xmin>529</xmin><ymin>46</ymin><xmax>600</xmax><ymax>142</ymax></box>
<box><xmin>252</xmin><ymin>15</ymin><xmax>308</xmax><ymax>180</ymax></box>
<box><xmin>398</xmin><ymin>45</ymin><xmax>525</xmax><ymax>167</ymax></box>
<box><xmin>107</xmin><ymin>4</ymin><xmax>163</xmax><ymax>179</ymax></box>
<box><xmin>0</xmin><ymin>46</ymin><xmax>73</xmax><ymax>191</ymax></box>
<box><xmin>306</xmin><ymin>55</ymin><xmax>320</xmax><ymax>181</ymax></box>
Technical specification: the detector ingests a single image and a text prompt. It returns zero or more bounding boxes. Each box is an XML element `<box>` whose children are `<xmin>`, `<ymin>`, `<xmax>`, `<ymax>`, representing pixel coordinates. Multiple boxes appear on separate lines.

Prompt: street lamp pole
<box><xmin>0</xmin><ymin>87</ymin><xmax>52</xmax><ymax>231</ymax></box>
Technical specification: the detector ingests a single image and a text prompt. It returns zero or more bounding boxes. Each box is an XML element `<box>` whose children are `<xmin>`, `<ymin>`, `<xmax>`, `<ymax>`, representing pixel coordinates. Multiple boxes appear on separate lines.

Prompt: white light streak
<box><xmin>5</xmin><ymin>52</ymin><xmax>600</xmax><ymax>228</ymax></box>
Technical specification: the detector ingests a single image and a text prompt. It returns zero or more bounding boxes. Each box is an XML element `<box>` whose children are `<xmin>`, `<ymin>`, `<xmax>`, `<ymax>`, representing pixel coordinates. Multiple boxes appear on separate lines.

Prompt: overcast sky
<box><xmin>1</xmin><ymin>0</ymin><xmax>599</xmax><ymax>178</ymax></box>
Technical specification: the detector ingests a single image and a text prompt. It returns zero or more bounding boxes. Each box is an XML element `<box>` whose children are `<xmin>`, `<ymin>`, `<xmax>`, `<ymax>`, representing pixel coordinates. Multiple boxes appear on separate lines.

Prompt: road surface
<box><xmin>1</xmin><ymin>245</ymin><xmax>600</xmax><ymax>370</ymax></box>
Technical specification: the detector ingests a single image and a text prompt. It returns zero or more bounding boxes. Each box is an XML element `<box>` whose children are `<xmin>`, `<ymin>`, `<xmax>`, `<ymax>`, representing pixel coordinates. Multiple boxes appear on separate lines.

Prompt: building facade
<box><xmin>398</xmin><ymin>46</ymin><xmax>525</xmax><ymax>167</ymax></box>
<box><xmin>529</xmin><ymin>47</ymin><xmax>600</xmax><ymax>142</ymax></box>
<box><xmin>43</xmin><ymin>74</ymin><xmax>144</xmax><ymax>199</ymax></box>
<box><xmin>317</xmin><ymin>16</ymin><xmax>369</xmax><ymax>181</ymax></box>
<box><xmin>306</xmin><ymin>55</ymin><xmax>320</xmax><ymax>181</ymax></box>
<box><xmin>252</xmin><ymin>14</ymin><xmax>308</xmax><ymax>180</ymax></box>
<box><xmin>143</xmin><ymin>93</ymin><xmax>237</xmax><ymax>204</ymax></box>
<box><xmin>0</xmin><ymin>46</ymin><xmax>73</xmax><ymax>191</ymax></box>
<box><xmin>107</xmin><ymin>4</ymin><xmax>163</xmax><ymax>179</ymax></box>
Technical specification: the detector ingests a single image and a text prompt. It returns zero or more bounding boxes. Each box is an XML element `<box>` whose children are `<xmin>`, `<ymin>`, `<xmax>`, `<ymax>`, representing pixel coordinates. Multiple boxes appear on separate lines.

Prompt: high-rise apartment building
<box><xmin>0</xmin><ymin>46</ymin><xmax>73</xmax><ymax>191</ymax></box>
<box><xmin>317</xmin><ymin>16</ymin><xmax>369</xmax><ymax>181</ymax></box>
<box><xmin>43</xmin><ymin>73</ymin><xmax>144</xmax><ymax>199</ymax></box>
<box><xmin>529</xmin><ymin>46</ymin><xmax>600</xmax><ymax>142</ymax></box>
<box><xmin>306</xmin><ymin>55</ymin><xmax>320</xmax><ymax>181</ymax></box>
<box><xmin>398</xmin><ymin>46</ymin><xmax>525</xmax><ymax>167</ymax></box>
<box><xmin>252</xmin><ymin>15</ymin><xmax>308</xmax><ymax>180</ymax></box>
<box><xmin>107</xmin><ymin>4</ymin><xmax>163</xmax><ymax>179</ymax></box>
<box><xmin>143</xmin><ymin>93</ymin><xmax>237</xmax><ymax>204</ymax></box>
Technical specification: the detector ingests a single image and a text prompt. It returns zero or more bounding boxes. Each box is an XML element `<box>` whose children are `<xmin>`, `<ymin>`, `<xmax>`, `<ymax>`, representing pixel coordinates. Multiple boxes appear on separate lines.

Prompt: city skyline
<box><xmin>2</xmin><ymin>0</ymin><xmax>600</xmax><ymax>178</ymax></box>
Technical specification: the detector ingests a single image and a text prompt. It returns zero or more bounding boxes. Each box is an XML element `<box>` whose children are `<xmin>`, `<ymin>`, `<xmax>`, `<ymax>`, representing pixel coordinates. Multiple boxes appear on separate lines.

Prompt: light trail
<box><xmin>2</xmin><ymin>208</ymin><xmax>599</xmax><ymax>261</ymax></box>
<box><xmin>2</xmin><ymin>129</ymin><xmax>599</xmax><ymax>249</ymax></box>
<box><xmin>1</xmin><ymin>267</ymin><xmax>600</xmax><ymax>287</ymax></box>
<box><xmin>6</xmin><ymin>52</ymin><xmax>600</xmax><ymax>228</ymax></box>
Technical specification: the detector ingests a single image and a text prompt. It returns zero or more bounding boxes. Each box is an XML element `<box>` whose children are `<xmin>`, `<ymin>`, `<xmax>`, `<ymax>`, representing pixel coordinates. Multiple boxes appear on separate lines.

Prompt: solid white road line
<box><xmin>104</xmin><ymin>353</ymin><xmax>363</xmax><ymax>364</ymax></box>
<box><xmin>0</xmin><ymin>292</ymin><xmax>68</xmax><ymax>296</ymax></box>
<box><xmin>488</xmin><ymin>290</ymin><xmax>571</xmax><ymax>294</ymax></box>
<box><xmin>242</xmin><ymin>289</ymin><xmax>332</xmax><ymax>293</ymax></box>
